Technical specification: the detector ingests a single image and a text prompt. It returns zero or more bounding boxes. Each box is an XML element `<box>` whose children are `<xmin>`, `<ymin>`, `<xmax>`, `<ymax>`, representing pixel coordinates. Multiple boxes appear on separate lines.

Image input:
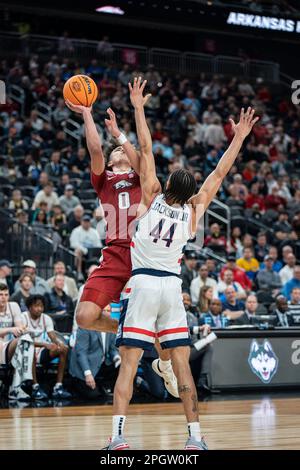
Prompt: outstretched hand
<box><xmin>229</xmin><ymin>107</ymin><xmax>259</xmax><ymax>140</ymax></box>
<box><xmin>105</xmin><ymin>107</ymin><xmax>121</xmax><ymax>138</ymax></box>
<box><xmin>128</xmin><ymin>77</ymin><xmax>152</xmax><ymax>109</ymax></box>
<box><xmin>65</xmin><ymin>99</ymin><xmax>92</xmax><ymax>114</ymax></box>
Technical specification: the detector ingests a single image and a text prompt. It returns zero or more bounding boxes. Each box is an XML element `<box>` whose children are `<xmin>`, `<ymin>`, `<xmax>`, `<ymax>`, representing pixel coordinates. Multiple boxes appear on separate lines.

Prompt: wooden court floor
<box><xmin>1</xmin><ymin>397</ymin><xmax>300</xmax><ymax>450</ymax></box>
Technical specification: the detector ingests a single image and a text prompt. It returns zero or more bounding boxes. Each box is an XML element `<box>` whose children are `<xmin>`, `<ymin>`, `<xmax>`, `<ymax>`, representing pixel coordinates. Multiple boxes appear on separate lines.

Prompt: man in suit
<box><xmin>69</xmin><ymin>305</ymin><xmax>121</xmax><ymax>399</ymax></box>
<box><xmin>272</xmin><ymin>296</ymin><xmax>292</xmax><ymax>327</ymax></box>
<box><xmin>231</xmin><ymin>294</ymin><xmax>258</xmax><ymax>325</ymax></box>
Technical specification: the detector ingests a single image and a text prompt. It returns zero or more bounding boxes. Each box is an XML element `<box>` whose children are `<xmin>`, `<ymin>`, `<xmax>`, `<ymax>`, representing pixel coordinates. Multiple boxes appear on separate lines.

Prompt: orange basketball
<box><xmin>63</xmin><ymin>75</ymin><xmax>98</xmax><ymax>107</ymax></box>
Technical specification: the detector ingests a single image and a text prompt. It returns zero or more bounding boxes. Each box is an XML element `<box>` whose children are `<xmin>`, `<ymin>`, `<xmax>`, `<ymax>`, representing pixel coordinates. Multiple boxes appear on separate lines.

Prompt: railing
<box><xmin>0</xmin><ymin>209</ymin><xmax>76</xmax><ymax>279</ymax></box>
<box><xmin>0</xmin><ymin>31</ymin><xmax>280</xmax><ymax>82</ymax></box>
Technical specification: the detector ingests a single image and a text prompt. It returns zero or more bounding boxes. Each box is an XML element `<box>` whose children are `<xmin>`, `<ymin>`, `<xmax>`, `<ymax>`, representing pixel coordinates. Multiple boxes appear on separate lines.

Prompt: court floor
<box><xmin>1</xmin><ymin>396</ymin><xmax>300</xmax><ymax>450</ymax></box>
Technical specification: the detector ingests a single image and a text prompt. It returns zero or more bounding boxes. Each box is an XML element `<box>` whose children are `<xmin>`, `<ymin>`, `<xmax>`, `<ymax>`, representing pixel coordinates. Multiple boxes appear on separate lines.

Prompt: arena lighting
<box><xmin>227</xmin><ymin>11</ymin><xmax>300</xmax><ymax>33</ymax></box>
<box><xmin>95</xmin><ymin>6</ymin><xmax>125</xmax><ymax>15</ymax></box>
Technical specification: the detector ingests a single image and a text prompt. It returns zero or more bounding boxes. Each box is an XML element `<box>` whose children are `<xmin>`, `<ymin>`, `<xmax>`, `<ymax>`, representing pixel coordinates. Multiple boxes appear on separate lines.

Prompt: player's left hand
<box><xmin>105</xmin><ymin>107</ymin><xmax>121</xmax><ymax>138</ymax></box>
<box><xmin>229</xmin><ymin>107</ymin><xmax>259</xmax><ymax>140</ymax></box>
<box><xmin>128</xmin><ymin>77</ymin><xmax>152</xmax><ymax>109</ymax></box>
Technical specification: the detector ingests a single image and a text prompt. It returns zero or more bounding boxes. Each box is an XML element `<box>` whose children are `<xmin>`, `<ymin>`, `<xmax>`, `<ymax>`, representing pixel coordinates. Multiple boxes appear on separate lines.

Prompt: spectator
<box><xmin>8</xmin><ymin>189</ymin><xmax>29</xmax><ymax>213</ymax></box>
<box><xmin>190</xmin><ymin>264</ymin><xmax>218</xmax><ymax>304</ymax></box>
<box><xmin>69</xmin><ymin>147</ymin><xmax>89</xmax><ymax>175</ymax></box>
<box><xmin>69</xmin><ymin>304</ymin><xmax>120</xmax><ymax>399</ymax></box>
<box><xmin>14</xmin><ymin>260</ymin><xmax>50</xmax><ymax>296</ymax></box>
<box><xmin>180</xmin><ymin>252</ymin><xmax>198</xmax><ymax>294</ymax></box>
<box><xmin>32</xmin><ymin>181</ymin><xmax>60</xmax><ymax>211</ymax></box>
<box><xmin>67</xmin><ymin>204</ymin><xmax>85</xmax><ymax>232</ymax></box>
<box><xmin>282</xmin><ymin>266</ymin><xmax>300</xmax><ymax>300</ymax></box>
<box><xmin>231</xmin><ymin>294</ymin><xmax>258</xmax><ymax>325</ymax></box>
<box><xmin>58</xmin><ymin>31</ymin><xmax>74</xmax><ymax>54</ymax></box>
<box><xmin>222</xmin><ymin>286</ymin><xmax>245</xmax><ymax>320</ymax></box>
<box><xmin>236</xmin><ymin>247</ymin><xmax>260</xmax><ymax>281</ymax></box>
<box><xmin>220</xmin><ymin>255</ymin><xmax>252</xmax><ymax>291</ymax></box>
<box><xmin>201</xmin><ymin>298</ymin><xmax>228</xmax><ymax>328</ymax></box>
<box><xmin>0</xmin><ymin>259</ymin><xmax>13</xmax><ymax>294</ymax></box>
<box><xmin>254</xmin><ymin>232</ymin><xmax>269</xmax><ymax>263</ymax></box>
<box><xmin>245</xmin><ymin>182</ymin><xmax>265</xmax><ymax>211</ymax></box>
<box><xmin>204</xmin><ymin>117</ymin><xmax>226</xmax><ymax>147</ymax></box>
<box><xmin>274</xmin><ymin>211</ymin><xmax>296</xmax><ymax>243</ymax></box>
<box><xmin>45</xmin><ymin>273</ymin><xmax>74</xmax><ymax>318</ymax></box>
<box><xmin>205</xmin><ymin>258</ymin><xmax>218</xmax><ymax>282</ymax></box>
<box><xmin>47</xmin><ymin>261</ymin><xmax>78</xmax><ymax>301</ymax></box>
<box><xmin>260</xmin><ymin>246</ymin><xmax>282</xmax><ymax>272</ymax></box>
<box><xmin>204</xmin><ymin>223</ymin><xmax>227</xmax><ymax>251</ymax></box>
<box><xmin>288</xmin><ymin>287</ymin><xmax>300</xmax><ymax>325</ymax></box>
<box><xmin>217</xmin><ymin>268</ymin><xmax>246</xmax><ymax>301</ymax></box>
<box><xmin>279</xmin><ymin>253</ymin><xmax>296</xmax><ymax>284</ymax></box>
<box><xmin>23</xmin><ymin>294</ymin><xmax>72</xmax><ymax>399</ymax></box>
<box><xmin>256</xmin><ymin>255</ymin><xmax>282</xmax><ymax>296</ymax></box>
<box><xmin>44</xmin><ymin>151</ymin><xmax>64</xmax><ymax>179</ymax></box>
<box><xmin>70</xmin><ymin>215</ymin><xmax>102</xmax><ymax>278</ymax></box>
<box><xmin>10</xmin><ymin>273</ymin><xmax>33</xmax><ymax>312</ymax></box>
<box><xmin>0</xmin><ymin>284</ymin><xmax>32</xmax><ymax>401</ymax></box>
<box><xmin>97</xmin><ymin>35</ymin><xmax>114</xmax><ymax>58</ymax></box>
<box><xmin>272</xmin><ymin>296</ymin><xmax>291</xmax><ymax>327</ymax></box>
<box><xmin>199</xmin><ymin>286</ymin><xmax>213</xmax><ymax>314</ymax></box>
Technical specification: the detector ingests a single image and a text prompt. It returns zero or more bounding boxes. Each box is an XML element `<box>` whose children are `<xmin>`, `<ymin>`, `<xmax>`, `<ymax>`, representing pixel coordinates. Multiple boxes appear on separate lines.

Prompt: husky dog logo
<box><xmin>114</xmin><ymin>180</ymin><xmax>133</xmax><ymax>190</ymax></box>
<box><xmin>248</xmin><ymin>340</ymin><xmax>278</xmax><ymax>383</ymax></box>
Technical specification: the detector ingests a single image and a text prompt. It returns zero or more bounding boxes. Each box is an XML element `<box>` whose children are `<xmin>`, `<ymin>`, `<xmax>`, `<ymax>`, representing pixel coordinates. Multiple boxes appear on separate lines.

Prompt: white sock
<box><xmin>32</xmin><ymin>383</ymin><xmax>39</xmax><ymax>390</ymax></box>
<box><xmin>112</xmin><ymin>415</ymin><xmax>126</xmax><ymax>440</ymax></box>
<box><xmin>54</xmin><ymin>382</ymin><xmax>62</xmax><ymax>389</ymax></box>
<box><xmin>188</xmin><ymin>422</ymin><xmax>201</xmax><ymax>441</ymax></box>
<box><xmin>158</xmin><ymin>359</ymin><xmax>171</xmax><ymax>371</ymax></box>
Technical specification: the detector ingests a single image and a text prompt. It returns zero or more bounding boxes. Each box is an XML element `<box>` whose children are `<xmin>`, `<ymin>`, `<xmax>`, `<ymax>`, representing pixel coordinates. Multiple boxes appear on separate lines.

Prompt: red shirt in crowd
<box><xmin>220</xmin><ymin>265</ymin><xmax>252</xmax><ymax>290</ymax></box>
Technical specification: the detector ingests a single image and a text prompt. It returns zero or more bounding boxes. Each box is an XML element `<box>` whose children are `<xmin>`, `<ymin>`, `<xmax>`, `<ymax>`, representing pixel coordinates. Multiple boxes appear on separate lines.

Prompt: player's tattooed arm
<box><xmin>189</xmin><ymin>107</ymin><xmax>259</xmax><ymax>229</ymax></box>
<box><xmin>65</xmin><ymin>100</ymin><xmax>105</xmax><ymax>175</ymax></box>
<box><xmin>105</xmin><ymin>107</ymin><xmax>141</xmax><ymax>175</ymax></box>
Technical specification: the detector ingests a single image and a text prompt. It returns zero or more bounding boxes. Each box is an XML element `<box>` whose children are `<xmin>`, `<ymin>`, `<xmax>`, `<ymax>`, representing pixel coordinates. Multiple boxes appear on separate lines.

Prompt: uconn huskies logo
<box><xmin>248</xmin><ymin>340</ymin><xmax>279</xmax><ymax>383</ymax></box>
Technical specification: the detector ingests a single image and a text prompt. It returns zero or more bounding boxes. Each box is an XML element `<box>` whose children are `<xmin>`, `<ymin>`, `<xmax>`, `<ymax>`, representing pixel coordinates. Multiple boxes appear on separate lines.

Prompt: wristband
<box><xmin>116</xmin><ymin>133</ymin><xmax>128</xmax><ymax>145</ymax></box>
<box><xmin>84</xmin><ymin>370</ymin><xmax>92</xmax><ymax>377</ymax></box>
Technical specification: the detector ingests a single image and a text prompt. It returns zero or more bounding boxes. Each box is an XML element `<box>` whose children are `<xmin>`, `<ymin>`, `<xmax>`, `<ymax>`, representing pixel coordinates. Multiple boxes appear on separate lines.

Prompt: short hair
<box><xmin>19</xmin><ymin>273</ymin><xmax>33</xmax><ymax>283</ymax></box>
<box><xmin>164</xmin><ymin>169</ymin><xmax>196</xmax><ymax>206</ymax></box>
<box><xmin>0</xmin><ymin>283</ymin><xmax>9</xmax><ymax>292</ymax></box>
<box><xmin>25</xmin><ymin>295</ymin><xmax>45</xmax><ymax>310</ymax></box>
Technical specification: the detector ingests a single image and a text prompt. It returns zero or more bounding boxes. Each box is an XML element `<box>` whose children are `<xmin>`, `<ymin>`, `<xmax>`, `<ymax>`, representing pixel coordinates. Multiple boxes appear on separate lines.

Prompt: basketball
<box><xmin>63</xmin><ymin>74</ymin><xmax>98</xmax><ymax>107</ymax></box>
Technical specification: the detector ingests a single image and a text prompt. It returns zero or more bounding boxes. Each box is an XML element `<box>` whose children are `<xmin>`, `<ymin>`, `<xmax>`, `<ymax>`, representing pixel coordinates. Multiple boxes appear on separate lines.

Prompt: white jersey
<box><xmin>131</xmin><ymin>193</ymin><xmax>193</xmax><ymax>275</ymax></box>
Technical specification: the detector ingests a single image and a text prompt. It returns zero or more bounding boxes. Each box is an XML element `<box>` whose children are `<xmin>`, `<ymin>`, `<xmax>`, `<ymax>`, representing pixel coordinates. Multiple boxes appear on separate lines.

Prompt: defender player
<box><xmin>106</xmin><ymin>77</ymin><xmax>259</xmax><ymax>450</ymax></box>
<box><xmin>65</xmin><ymin>100</ymin><xmax>178</xmax><ymax>397</ymax></box>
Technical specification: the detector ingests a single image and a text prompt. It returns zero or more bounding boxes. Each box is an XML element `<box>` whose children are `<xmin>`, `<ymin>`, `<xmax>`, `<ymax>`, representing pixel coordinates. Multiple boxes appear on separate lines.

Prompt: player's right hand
<box><xmin>65</xmin><ymin>99</ymin><xmax>92</xmax><ymax>114</ymax></box>
<box><xmin>85</xmin><ymin>374</ymin><xmax>96</xmax><ymax>390</ymax></box>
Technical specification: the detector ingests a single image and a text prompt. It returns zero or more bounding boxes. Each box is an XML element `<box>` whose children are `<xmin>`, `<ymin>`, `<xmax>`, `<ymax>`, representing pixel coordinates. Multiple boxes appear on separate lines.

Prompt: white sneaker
<box><xmin>8</xmin><ymin>386</ymin><xmax>31</xmax><ymax>401</ymax></box>
<box><xmin>152</xmin><ymin>359</ymin><xmax>179</xmax><ymax>398</ymax></box>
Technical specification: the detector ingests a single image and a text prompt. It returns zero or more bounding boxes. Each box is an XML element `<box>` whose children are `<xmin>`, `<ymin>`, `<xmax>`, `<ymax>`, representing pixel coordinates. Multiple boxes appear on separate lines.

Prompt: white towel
<box><xmin>10</xmin><ymin>334</ymin><xmax>35</xmax><ymax>392</ymax></box>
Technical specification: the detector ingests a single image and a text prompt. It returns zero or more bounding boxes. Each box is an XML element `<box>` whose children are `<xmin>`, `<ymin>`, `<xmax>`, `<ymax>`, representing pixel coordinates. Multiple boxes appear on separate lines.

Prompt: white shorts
<box><xmin>116</xmin><ymin>273</ymin><xmax>190</xmax><ymax>350</ymax></box>
<box><xmin>0</xmin><ymin>341</ymin><xmax>11</xmax><ymax>365</ymax></box>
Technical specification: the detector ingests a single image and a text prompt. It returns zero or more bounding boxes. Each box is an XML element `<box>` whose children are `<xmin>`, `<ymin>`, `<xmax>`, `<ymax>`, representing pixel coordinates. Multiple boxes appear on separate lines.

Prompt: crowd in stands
<box><xmin>1</xmin><ymin>45</ymin><xmax>300</xmax><ymax>403</ymax></box>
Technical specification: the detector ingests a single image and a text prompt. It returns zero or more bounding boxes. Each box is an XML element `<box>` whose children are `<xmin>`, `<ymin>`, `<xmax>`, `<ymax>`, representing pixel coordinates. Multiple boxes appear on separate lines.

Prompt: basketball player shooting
<box><xmin>65</xmin><ymin>98</ymin><xmax>179</xmax><ymax>397</ymax></box>
<box><xmin>106</xmin><ymin>77</ymin><xmax>259</xmax><ymax>450</ymax></box>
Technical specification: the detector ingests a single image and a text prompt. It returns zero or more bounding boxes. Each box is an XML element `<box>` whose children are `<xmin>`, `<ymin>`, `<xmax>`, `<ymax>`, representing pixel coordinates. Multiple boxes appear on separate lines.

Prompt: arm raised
<box><xmin>105</xmin><ymin>107</ymin><xmax>141</xmax><ymax>174</ymax></box>
<box><xmin>65</xmin><ymin>100</ymin><xmax>105</xmax><ymax>175</ymax></box>
<box><xmin>129</xmin><ymin>77</ymin><xmax>161</xmax><ymax>204</ymax></box>
<box><xmin>189</xmin><ymin>107</ymin><xmax>259</xmax><ymax>227</ymax></box>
